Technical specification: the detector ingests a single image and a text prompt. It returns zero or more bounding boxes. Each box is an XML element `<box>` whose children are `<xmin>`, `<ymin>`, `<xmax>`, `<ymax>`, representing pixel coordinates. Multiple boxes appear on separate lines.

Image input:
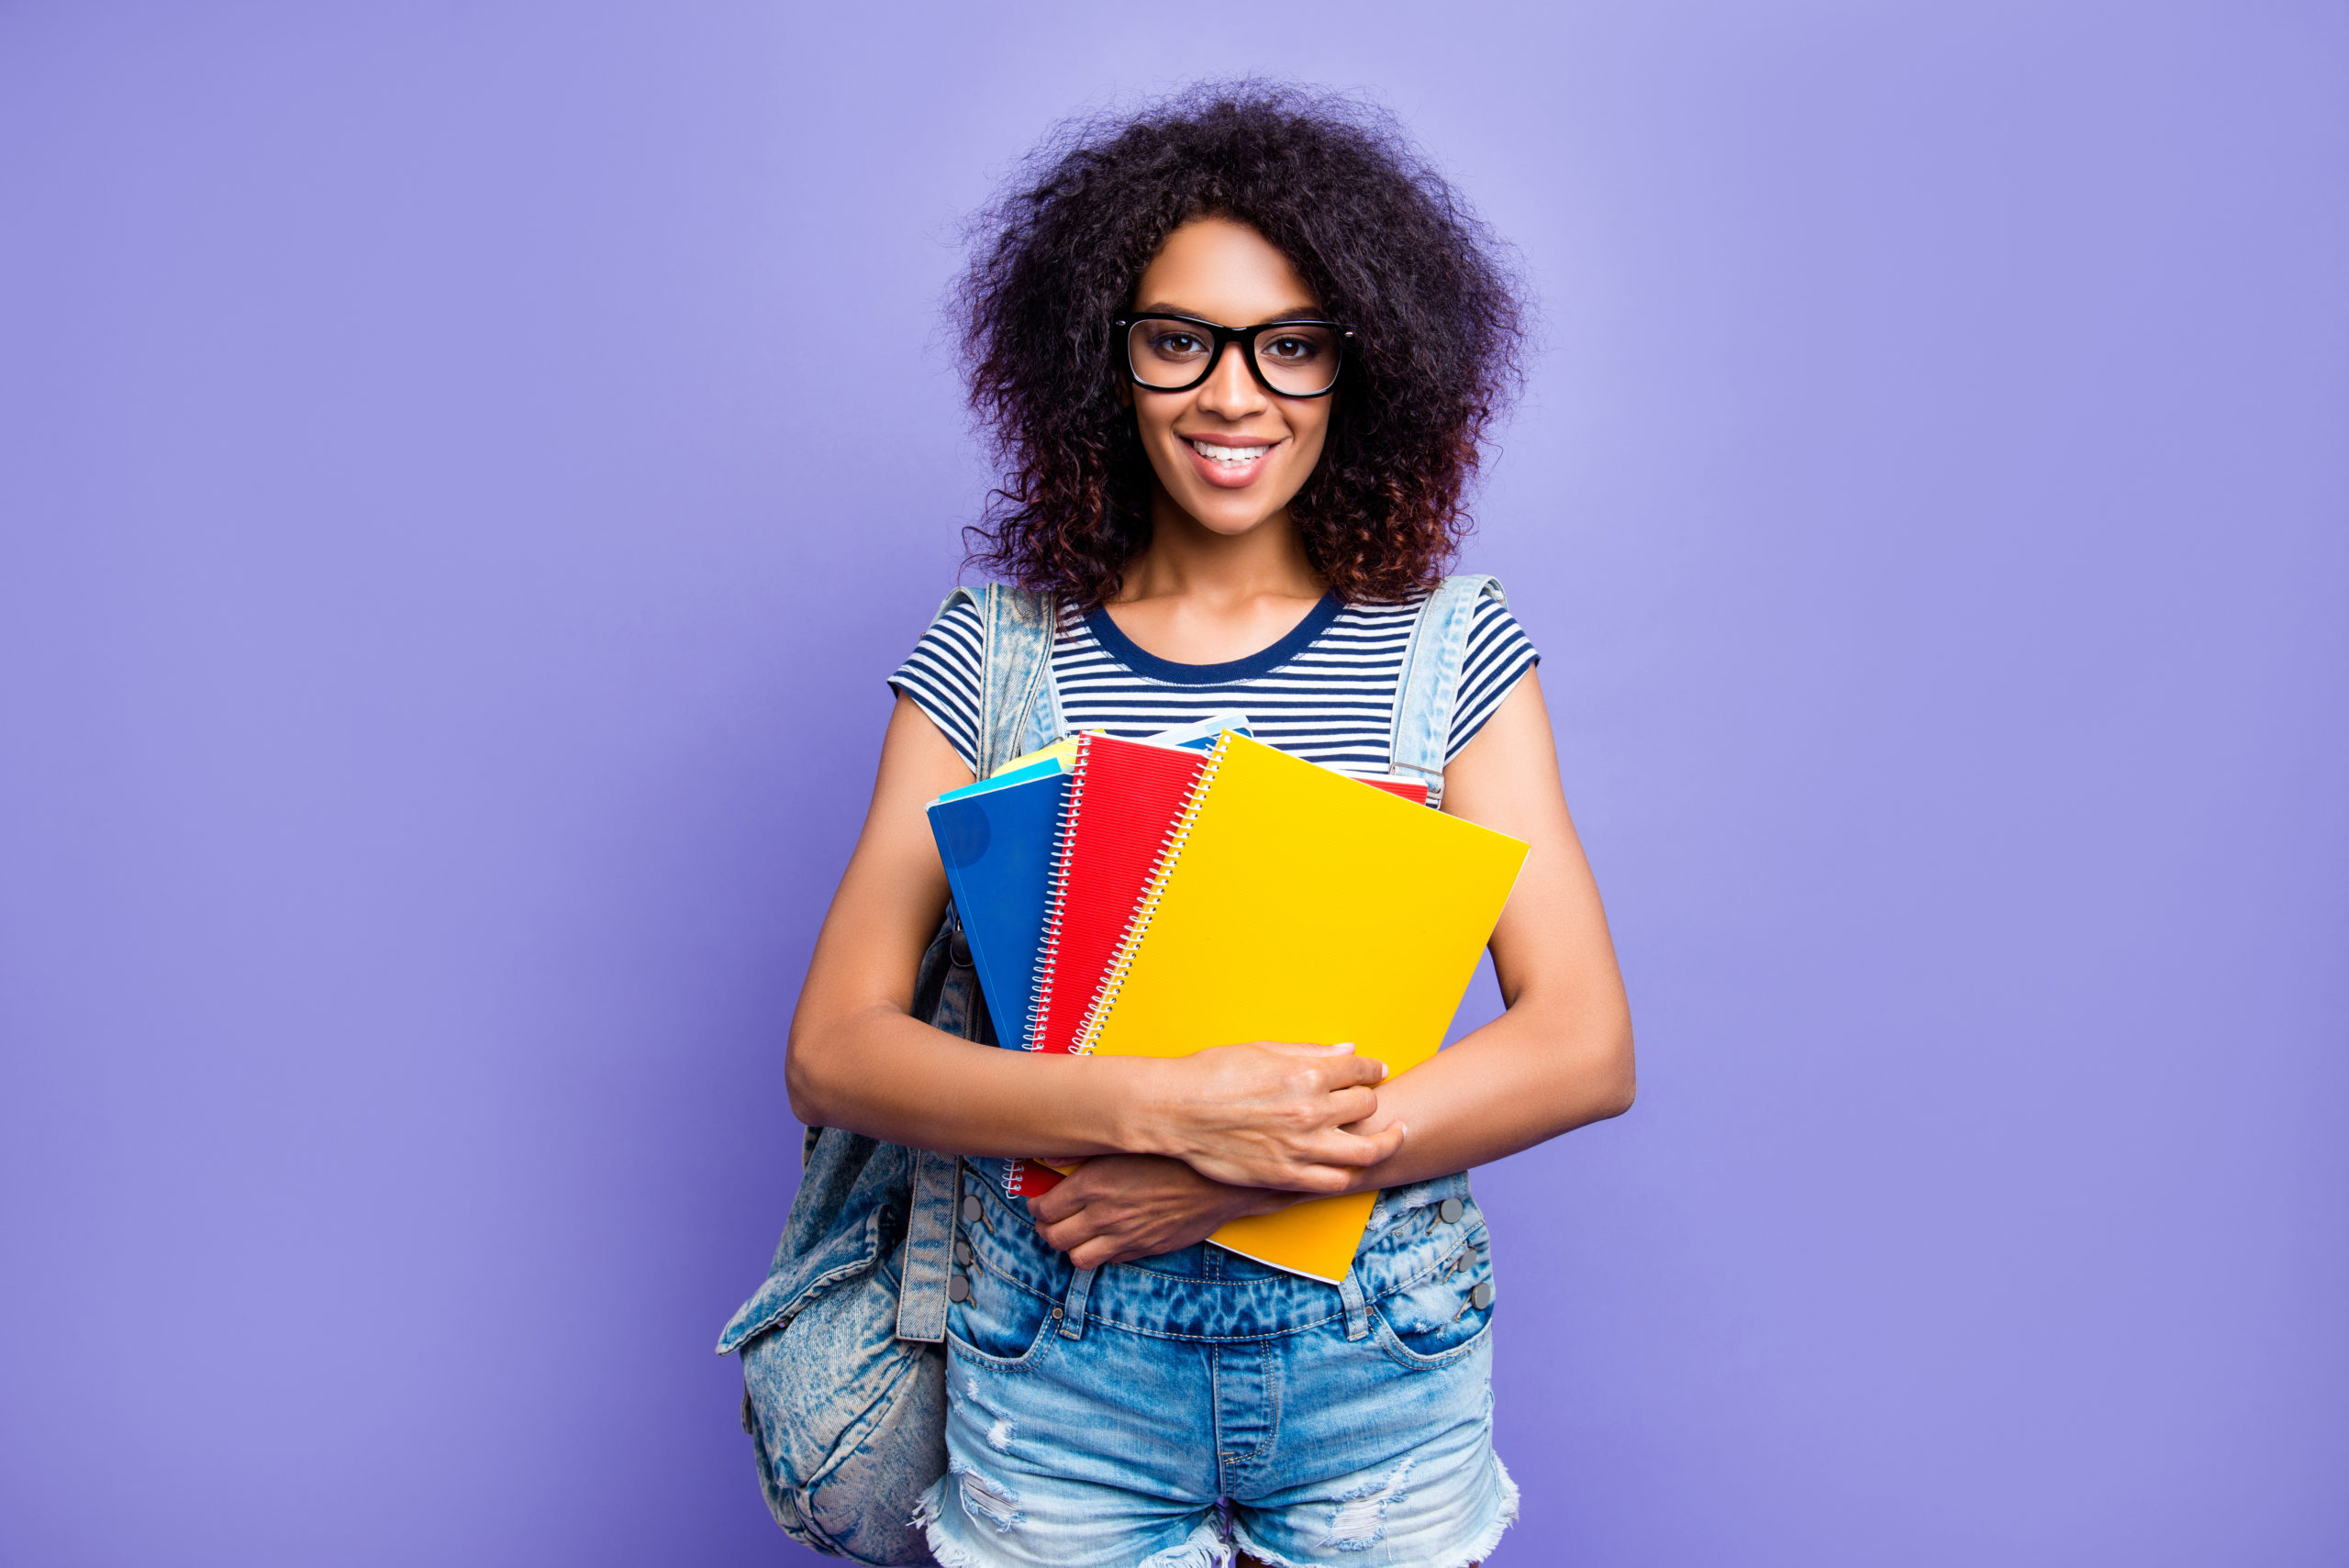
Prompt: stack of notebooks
<box><xmin>927</xmin><ymin>719</ymin><xmax>1528</xmax><ymax>1284</ymax></box>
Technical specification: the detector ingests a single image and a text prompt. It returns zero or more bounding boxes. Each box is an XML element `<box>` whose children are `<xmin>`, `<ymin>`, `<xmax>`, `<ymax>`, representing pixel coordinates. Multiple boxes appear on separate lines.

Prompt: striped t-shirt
<box><xmin>888</xmin><ymin>589</ymin><xmax>1539</xmax><ymax>776</ymax></box>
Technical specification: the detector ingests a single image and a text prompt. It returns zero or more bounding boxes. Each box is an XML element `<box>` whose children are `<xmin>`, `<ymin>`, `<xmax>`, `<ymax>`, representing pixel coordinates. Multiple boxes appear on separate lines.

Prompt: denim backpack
<box><xmin>716</xmin><ymin>575</ymin><xmax>1504</xmax><ymax>1565</ymax></box>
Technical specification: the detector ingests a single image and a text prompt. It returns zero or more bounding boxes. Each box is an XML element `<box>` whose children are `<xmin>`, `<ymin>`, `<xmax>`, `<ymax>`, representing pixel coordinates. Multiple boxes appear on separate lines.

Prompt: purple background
<box><xmin>3</xmin><ymin>3</ymin><xmax>2343</xmax><ymax>1563</ymax></box>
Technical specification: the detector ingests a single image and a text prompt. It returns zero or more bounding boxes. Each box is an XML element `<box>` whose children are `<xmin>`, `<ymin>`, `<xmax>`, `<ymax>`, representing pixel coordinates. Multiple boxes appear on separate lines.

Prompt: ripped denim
<box><xmin>914</xmin><ymin>1162</ymin><xmax>1518</xmax><ymax>1568</ymax></box>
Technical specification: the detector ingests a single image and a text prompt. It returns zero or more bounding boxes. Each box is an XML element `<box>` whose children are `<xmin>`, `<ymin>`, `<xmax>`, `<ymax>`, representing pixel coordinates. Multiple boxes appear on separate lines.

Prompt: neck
<box><xmin>1116</xmin><ymin>484</ymin><xmax>1327</xmax><ymax>608</ymax></box>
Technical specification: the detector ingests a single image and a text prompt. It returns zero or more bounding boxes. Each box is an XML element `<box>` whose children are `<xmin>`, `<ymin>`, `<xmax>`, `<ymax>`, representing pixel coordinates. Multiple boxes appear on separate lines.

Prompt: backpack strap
<box><xmin>1386</xmin><ymin>574</ymin><xmax>1506</xmax><ymax>812</ymax></box>
<box><xmin>936</xmin><ymin>583</ymin><xmax>1064</xmax><ymax>778</ymax></box>
<box><xmin>893</xmin><ymin>1147</ymin><xmax>963</xmax><ymax>1342</ymax></box>
<box><xmin>896</xmin><ymin>584</ymin><xmax>1063</xmax><ymax>1343</ymax></box>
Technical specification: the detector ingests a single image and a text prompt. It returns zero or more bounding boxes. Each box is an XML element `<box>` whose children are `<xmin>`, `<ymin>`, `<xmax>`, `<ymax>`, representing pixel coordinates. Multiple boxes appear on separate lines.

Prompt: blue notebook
<box><xmin>928</xmin><ymin>764</ymin><xmax>1069</xmax><ymax>1047</ymax></box>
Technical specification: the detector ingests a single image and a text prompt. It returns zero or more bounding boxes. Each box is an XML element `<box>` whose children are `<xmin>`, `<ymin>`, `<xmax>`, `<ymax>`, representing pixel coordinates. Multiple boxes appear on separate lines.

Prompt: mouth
<box><xmin>1182</xmin><ymin>435</ymin><xmax>1282</xmax><ymax>486</ymax></box>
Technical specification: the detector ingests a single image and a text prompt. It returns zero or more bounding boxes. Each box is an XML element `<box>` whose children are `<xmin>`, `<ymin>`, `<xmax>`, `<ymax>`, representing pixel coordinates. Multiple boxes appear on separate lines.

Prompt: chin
<box><xmin>1183</xmin><ymin>503</ymin><xmax>1282</xmax><ymax>539</ymax></box>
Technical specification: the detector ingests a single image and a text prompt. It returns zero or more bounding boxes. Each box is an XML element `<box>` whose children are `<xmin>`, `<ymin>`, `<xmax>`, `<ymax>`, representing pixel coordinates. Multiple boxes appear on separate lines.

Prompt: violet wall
<box><xmin>3</xmin><ymin>3</ymin><xmax>2343</xmax><ymax>1563</ymax></box>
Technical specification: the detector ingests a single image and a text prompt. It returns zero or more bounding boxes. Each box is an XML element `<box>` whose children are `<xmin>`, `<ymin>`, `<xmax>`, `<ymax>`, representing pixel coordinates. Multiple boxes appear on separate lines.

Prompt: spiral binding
<box><xmin>1023</xmin><ymin>732</ymin><xmax>1092</xmax><ymax>1055</ymax></box>
<box><xmin>1070</xmin><ymin>731</ymin><xmax>1232</xmax><ymax>1055</ymax></box>
<box><xmin>1005</xmin><ymin>733</ymin><xmax>1095</xmax><ymax>1198</ymax></box>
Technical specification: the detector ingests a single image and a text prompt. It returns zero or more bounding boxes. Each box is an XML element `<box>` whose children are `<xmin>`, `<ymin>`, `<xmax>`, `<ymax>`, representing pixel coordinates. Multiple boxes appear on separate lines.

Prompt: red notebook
<box><xmin>1008</xmin><ymin>732</ymin><xmax>1211</xmax><ymax>1195</ymax></box>
<box><xmin>1353</xmin><ymin>774</ymin><xmax>1430</xmax><ymax>805</ymax></box>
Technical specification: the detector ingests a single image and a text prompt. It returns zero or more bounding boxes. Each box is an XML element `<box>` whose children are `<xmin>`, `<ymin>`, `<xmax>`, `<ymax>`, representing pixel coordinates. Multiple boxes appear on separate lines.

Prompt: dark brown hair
<box><xmin>956</xmin><ymin>83</ymin><xmax>1524</xmax><ymax>607</ymax></box>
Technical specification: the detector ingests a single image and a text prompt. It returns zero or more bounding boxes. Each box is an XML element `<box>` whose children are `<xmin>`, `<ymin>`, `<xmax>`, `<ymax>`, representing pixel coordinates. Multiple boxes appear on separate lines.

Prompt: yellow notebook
<box><xmin>1077</xmin><ymin>733</ymin><xmax>1530</xmax><ymax>1283</ymax></box>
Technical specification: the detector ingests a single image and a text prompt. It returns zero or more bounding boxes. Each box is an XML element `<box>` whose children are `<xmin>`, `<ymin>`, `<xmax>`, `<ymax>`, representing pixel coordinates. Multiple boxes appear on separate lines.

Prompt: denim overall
<box><xmin>720</xmin><ymin>578</ymin><xmax>1516</xmax><ymax>1568</ymax></box>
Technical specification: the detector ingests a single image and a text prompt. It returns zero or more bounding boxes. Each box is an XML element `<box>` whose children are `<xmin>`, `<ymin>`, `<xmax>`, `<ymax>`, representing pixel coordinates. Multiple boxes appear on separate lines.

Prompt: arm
<box><xmin>784</xmin><ymin>694</ymin><xmax>1407</xmax><ymax>1191</ymax></box>
<box><xmin>1032</xmin><ymin>669</ymin><xmax>1634</xmax><ymax>1263</ymax></box>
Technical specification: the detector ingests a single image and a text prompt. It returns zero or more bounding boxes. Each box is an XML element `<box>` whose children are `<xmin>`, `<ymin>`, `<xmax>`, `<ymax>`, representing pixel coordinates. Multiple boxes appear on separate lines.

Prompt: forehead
<box><xmin>1131</xmin><ymin>217</ymin><xmax>1318</xmax><ymax>319</ymax></box>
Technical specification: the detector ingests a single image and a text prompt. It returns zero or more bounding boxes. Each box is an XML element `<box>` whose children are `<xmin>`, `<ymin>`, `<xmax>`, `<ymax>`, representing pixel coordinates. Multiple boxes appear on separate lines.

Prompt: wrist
<box><xmin>1098</xmin><ymin>1056</ymin><xmax>1183</xmax><ymax>1159</ymax></box>
<box><xmin>1228</xmin><ymin>1184</ymin><xmax>1298</xmax><ymax>1221</ymax></box>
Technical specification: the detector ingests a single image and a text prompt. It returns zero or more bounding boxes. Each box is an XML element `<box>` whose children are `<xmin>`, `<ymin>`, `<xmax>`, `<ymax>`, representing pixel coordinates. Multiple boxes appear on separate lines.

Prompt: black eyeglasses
<box><xmin>1115</xmin><ymin>313</ymin><xmax>1352</xmax><ymax>398</ymax></box>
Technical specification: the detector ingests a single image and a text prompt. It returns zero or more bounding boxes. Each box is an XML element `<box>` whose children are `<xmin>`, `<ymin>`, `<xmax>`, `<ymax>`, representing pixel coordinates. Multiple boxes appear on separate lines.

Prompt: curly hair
<box><xmin>956</xmin><ymin>83</ymin><xmax>1524</xmax><ymax>607</ymax></box>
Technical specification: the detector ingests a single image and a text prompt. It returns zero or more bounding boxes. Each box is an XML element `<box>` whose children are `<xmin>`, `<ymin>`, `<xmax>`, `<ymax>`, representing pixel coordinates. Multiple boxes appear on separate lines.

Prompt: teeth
<box><xmin>1188</xmin><ymin>439</ymin><xmax>1269</xmax><ymax>465</ymax></box>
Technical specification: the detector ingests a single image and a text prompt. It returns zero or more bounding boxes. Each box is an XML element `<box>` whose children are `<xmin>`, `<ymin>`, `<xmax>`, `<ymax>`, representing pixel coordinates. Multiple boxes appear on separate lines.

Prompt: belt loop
<box><xmin>1059</xmin><ymin>1265</ymin><xmax>1097</xmax><ymax>1340</ymax></box>
<box><xmin>1337</xmin><ymin>1268</ymin><xmax>1371</xmax><ymax>1342</ymax></box>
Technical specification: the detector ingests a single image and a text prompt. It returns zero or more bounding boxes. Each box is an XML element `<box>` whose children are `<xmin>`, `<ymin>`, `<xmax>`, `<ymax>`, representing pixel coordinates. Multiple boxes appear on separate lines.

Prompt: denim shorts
<box><xmin>914</xmin><ymin>1161</ymin><xmax>1517</xmax><ymax>1568</ymax></box>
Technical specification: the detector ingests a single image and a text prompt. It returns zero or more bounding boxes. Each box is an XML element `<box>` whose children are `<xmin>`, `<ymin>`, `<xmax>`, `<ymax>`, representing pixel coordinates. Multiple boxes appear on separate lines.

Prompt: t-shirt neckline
<box><xmin>1081</xmin><ymin>592</ymin><xmax>1343</xmax><ymax>685</ymax></box>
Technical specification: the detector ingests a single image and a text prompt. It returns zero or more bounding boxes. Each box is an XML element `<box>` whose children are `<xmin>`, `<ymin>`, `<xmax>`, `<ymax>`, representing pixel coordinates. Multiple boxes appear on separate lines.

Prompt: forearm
<box><xmin>787</xmin><ymin>1001</ymin><xmax>1168</xmax><ymax>1160</ymax></box>
<box><xmin>1326</xmin><ymin>987</ymin><xmax>1634</xmax><ymax>1194</ymax></box>
<box><xmin>1028</xmin><ymin>988</ymin><xmax>1632</xmax><ymax>1265</ymax></box>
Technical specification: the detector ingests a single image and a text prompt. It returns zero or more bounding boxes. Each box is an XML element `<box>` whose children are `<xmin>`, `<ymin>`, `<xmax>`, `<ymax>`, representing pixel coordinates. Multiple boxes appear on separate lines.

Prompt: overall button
<box><xmin>954</xmin><ymin>1239</ymin><xmax>975</xmax><ymax>1266</ymax></box>
<box><xmin>948</xmin><ymin>1275</ymin><xmax>971</xmax><ymax>1303</ymax></box>
<box><xmin>1470</xmin><ymin>1280</ymin><xmax>1495</xmax><ymax>1309</ymax></box>
<box><xmin>1438</xmin><ymin>1197</ymin><xmax>1464</xmax><ymax>1225</ymax></box>
<box><xmin>962</xmin><ymin>1195</ymin><xmax>983</xmax><ymax>1224</ymax></box>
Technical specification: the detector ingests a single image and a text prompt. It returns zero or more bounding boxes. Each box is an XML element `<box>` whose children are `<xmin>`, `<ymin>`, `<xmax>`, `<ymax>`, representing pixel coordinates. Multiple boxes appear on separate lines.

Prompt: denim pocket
<box><xmin>1366</xmin><ymin>1212</ymin><xmax>1496</xmax><ymax>1369</ymax></box>
<box><xmin>944</xmin><ymin>1173</ymin><xmax>1063</xmax><ymax>1366</ymax></box>
<box><xmin>946</xmin><ymin>1268</ymin><xmax>1060</xmax><ymax>1366</ymax></box>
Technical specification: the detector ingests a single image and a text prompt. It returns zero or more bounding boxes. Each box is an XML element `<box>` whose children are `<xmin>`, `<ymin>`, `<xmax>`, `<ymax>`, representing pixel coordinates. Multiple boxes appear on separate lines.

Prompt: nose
<box><xmin>1194</xmin><ymin>339</ymin><xmax>1268</xmax><ymax>419</ymax></box>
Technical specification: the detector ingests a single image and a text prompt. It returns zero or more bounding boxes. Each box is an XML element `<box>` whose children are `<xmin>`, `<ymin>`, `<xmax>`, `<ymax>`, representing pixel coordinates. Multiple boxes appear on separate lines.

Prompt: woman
<box><xmin>786</xmin><ymin>88</ymin><xmax>1633</xmax><ymax>1568</ymax></box>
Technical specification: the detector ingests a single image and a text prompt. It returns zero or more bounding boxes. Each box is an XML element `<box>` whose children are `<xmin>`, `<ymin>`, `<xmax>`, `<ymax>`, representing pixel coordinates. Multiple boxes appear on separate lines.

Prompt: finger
<box><xmin>1303</xmin><ymin>1120</ymin><xmax>1408</xmax><ymax>1169</ymax></box>
<box><xmin>1259</xmin><ymin>1040</ymin><xmax>1361</xmax><ymax>1058</ymax></box>
<box><xmin>1026</xmin><ymin>1184</ymin><xmax>1082</xmax><ymax>1225</ymax></box>
<box><xmin>1325</xmin><ymin>1085</ymin><xmax>1380</xmax><ymax>1126</ymax></box>
<box><xmin>1069</xmin><ymin>1235</ymin><xmax>1125</xmax><ymax>1271</ymax></box>
<box><xmin>1276</xmin><ymin>1164</ymin><xmax>1358</xmax><ymax>1195</ymax></box>
<box><xmin>1313</xmin><ymin>1054</ymin><xmax>1389</xmax><ymax>1091</ymax></box>
<box><xmin>1348</xmin><ymin>1120</ymin><xmax>1408</xmax><ymax>1165</ymax></box>
<box><xmin>1034</xmin><ymin>1213</ymin><xmax>1102</xmax><ymax>1253</ymax></box>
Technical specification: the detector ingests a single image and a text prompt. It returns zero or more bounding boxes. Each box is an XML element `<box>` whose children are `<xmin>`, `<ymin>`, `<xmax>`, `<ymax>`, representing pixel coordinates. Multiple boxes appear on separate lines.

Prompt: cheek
<box><xmin>1131</xmin><ymin>391</ymin><xmax>1180</xmax><ymax>443</ymax></box>
<box><xmin>1131</xmin><ymin>396</ymin><xmax>1187</xmax><ymax>480</ymax></box>
<box><xmin>1284</xmin><ymin>407</ymin><xmax>1334</xmax><ymax>475</ymax></box>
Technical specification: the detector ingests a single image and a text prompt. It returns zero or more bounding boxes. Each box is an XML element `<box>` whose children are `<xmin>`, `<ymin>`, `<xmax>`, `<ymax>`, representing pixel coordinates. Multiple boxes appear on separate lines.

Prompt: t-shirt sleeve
<box><xmin>1445</xmin><ymin>595</ymin><xmax>1541</xmax><ymax>762</ymax></box>
<box><xmin>887</xmin><ymin>595</ymin><xmax>986</xmax><ymax>772</ymax></box>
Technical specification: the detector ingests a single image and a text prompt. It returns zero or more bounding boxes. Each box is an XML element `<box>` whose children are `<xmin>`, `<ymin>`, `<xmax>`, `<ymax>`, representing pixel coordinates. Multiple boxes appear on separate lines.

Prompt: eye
<box><xmin>1262</xmin><ymin>334</ymin><xmax>1324</xmax><ymax>362</ymax></box>
<box><xmin>1150</xmin><ymin>330</ymin><xmax>1207</xmax><ymax>358</ymax></box>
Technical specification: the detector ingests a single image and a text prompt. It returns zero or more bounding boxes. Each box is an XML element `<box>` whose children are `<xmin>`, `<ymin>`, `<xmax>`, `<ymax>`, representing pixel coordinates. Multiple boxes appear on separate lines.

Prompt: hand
<box><xmin>1132</xmin><ymin>1041</ymin><xmax>1408</xmax><ymax>1193</ymax></box>
<box><xmin>1027</xmin><ymin>1154</ymin><xmax>1289</xmax><ymax>1269</ymax></box>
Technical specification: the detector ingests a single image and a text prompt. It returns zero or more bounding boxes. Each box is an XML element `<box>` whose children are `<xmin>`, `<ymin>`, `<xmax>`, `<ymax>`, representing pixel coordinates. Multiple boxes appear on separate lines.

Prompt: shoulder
<box><xmin>1446</xmin><ymin>578</ymin><xmax>1541</xmax><ymax>759</ymax></box>
<box><xmin>1463</xmin><ymin>584</ymin><xmax>1536</xmax><ymax>667</ymax></box>
<box><xmin>895</xmin><ymin>592</ymin><xmax>987</xmax><ymax>687</ymax></box>
<box><xmin>887</xmin><ymin>589</ymin><xmax>991</xmax><ymax>770</ymax></box>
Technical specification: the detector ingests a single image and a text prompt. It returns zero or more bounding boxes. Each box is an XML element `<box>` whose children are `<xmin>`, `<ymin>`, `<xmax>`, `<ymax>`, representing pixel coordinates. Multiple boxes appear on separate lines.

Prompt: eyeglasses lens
<box><xmin>1253</xmin><ymin>325</ymin><xmax>1339</xmax><ymax>395</ymax></box>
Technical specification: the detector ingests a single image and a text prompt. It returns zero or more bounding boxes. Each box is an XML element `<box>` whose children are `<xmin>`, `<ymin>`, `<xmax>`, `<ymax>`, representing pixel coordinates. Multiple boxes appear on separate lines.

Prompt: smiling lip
<box><xmin>1182</xmin><ymin>434</ymin><xmax>1282</xmax><ymax>488</ymax></box>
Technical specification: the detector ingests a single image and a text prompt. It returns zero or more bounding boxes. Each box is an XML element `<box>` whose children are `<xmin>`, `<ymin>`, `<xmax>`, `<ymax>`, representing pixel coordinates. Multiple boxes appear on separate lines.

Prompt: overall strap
<box><xmin>1386</xmin><ymin>574</ymin><xmax>1505</xmax><ymax>812</ymax></box>
<box><xmin>896</xmin><ymin>584</ymin><xmax>1063</xmax><ymax>1343</ymax></box>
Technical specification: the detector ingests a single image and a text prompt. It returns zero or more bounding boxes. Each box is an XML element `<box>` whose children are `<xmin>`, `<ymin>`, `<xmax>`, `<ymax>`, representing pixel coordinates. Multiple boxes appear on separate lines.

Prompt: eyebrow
<box><xmin>1131</xmin><ymin>302</ymin><xmax>1325</xmax><ymax>321</ymax></box>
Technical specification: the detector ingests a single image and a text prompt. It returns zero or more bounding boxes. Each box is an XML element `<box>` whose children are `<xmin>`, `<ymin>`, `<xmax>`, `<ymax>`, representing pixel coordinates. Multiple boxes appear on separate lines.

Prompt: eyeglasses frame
<box><xmin>1113</xmin><ymin>312</ymin><xmax>1353</xmax><ymax>399</ymax></box>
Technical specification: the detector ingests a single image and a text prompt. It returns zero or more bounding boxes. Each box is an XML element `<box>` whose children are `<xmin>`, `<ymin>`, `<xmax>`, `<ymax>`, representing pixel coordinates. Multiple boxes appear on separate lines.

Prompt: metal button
<box><xmin>1050</xmin><ymin>1307</ymin><xmax>1063</xmax><ymax>1320</ymax></box>
<box><xmin>1438</xmin><ymin>1197</ymin><xmax>1464</xmax><ymax>1225</ymax></box>
<box><xmin>1470</xmin><ymin>1280</ymin><xmax>1494</xmax><ymax>1309</ymax></box>
<box><xmin>947</xmin><ymin>1275</ymin><xmax>970</xmax><ymax>1303</ymax></box>
<box><xmin>962</xmin><ymin>1195</ymin><xmax>983</xmax><ymax>1223</ymax></box>
<box><xmin>954</xmin><ymin>1239</ymin><xmax>974</xmax><ymax>1267</ymax></box>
